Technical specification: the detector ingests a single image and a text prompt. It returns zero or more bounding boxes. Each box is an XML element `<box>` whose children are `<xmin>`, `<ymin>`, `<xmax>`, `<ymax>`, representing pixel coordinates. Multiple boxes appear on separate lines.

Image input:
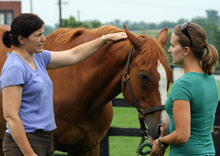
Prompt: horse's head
<box><xmin>122</xmin><ymin>25</ymin><xmax>172</xmax><ymax>140</ymax></box>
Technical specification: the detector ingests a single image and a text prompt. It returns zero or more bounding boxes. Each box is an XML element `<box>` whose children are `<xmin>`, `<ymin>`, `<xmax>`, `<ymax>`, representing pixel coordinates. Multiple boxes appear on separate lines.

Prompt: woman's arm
<box><xmin>160</xmin><ymin>100</ymin><xmax>191</xmax><ymax>144</ymax></box>
<box><xmin>150</xmin><ymin>100</ymin><xmax>190</xmax><ymax>156</ymax></box>
<box><xmin>47</xmin><ymin>32</ymin><xmax>127</xmax><ymax>69</ymax></box>
<box><xmin>2</xmin><ymin>86</ymin><xmax>37</xmax><ymax>156</ymax></box>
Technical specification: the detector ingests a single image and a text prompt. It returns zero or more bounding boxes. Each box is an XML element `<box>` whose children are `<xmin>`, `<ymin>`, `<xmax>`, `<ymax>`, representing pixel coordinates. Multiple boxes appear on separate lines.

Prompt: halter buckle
<box><xmin>123</xmin><ymin>73</ymin><xmax>129</xmax><ymax>81</ymax></box>
<box><xmin>138</xmin><ymin>109</ymin><xmax>144</xmax><ymax>119</ymax></box>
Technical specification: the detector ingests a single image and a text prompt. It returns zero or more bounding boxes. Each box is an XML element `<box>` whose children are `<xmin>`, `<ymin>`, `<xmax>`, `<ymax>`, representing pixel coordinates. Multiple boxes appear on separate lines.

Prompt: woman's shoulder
<box><xmin>178</xmin><ymin>72</ymin><xmax>207</xmax><ymax>82</ymax></box>
<box><xmin>174</xmin><ymin>72</ymin><xmax>214</xmax><ymax>89</ymax></box>
<box><xmin>172</xmin><ymin>74</ymin><xmax>194</xmax><ymax>90</ymax></box>
<box><xmin>34</xmin><ymin>50</ymin><xmax>51</xmax><ymax>67</ymax></box>
<box><xmin>35</xmin><ymin>50</ymin><xmax>50</xmax><ymax>58</ymax></box>
<box><xmin>3</xmin><ymin>52</ymin><xmax>25</xmax><ymax>70</ymax></box>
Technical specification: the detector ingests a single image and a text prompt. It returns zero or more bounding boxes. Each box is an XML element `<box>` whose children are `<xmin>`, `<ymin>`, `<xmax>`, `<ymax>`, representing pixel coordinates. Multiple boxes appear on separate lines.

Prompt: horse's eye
<box><xmin>138</xmin><ymin>72</ymin><xmax>149</xmax><ymax>81</ymax></box>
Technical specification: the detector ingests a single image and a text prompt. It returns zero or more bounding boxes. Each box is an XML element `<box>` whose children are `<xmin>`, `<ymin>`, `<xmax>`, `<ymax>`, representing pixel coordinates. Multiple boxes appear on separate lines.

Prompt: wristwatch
<box><xmin>102</xmin><ymin>35</ymin><xmax>107</xmax><ymax>44</ymax></box>
<box><xmin>158</xmin><ymin>136</ymin><xmax>166</xmax><ymax>148</ymax></box>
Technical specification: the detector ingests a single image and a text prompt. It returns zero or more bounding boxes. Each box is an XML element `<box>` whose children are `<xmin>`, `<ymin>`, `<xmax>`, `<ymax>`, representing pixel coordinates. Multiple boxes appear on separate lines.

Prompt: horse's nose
<box><xmin>156</xmin><ymin>123</ymin><xmax>162</xmax><ymax>138</ymax></box>
<box><xmin>160</xmin><ymin>110</ymin><xmax>170</xmax><ymax>136</ymax></box>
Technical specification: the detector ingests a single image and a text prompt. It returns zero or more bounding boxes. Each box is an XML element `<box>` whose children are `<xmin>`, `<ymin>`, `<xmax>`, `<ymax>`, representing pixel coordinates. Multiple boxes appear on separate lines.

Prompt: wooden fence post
<box><xmin>100</xmin><ymin>132</ymin><xmax>110</xmax><ymax>156</ymax></box>
<box><xmin>213</xmin><ymin>101</ymin><xmax>220</xmax><ymax>156</ymax></box>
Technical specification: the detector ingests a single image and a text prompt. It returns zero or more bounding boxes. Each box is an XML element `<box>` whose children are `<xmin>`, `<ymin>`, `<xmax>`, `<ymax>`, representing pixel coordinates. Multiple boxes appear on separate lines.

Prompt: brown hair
<box><xmin>174</xmin><ymin>22</ymin><xmax>218</xmax><ymax>75</ymax></box>
<box><xmin>2</xmin><ymin>13</ymin><xmax>44</xmax><ymax>48</ymax></box>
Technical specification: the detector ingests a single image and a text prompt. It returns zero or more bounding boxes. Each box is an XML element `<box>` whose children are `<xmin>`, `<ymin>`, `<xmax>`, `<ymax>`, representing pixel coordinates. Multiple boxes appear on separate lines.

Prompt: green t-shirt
<box><xmin>165</xmin><ymin>72</ymin><xmax>219</xmax><ymax>156</ymax></box>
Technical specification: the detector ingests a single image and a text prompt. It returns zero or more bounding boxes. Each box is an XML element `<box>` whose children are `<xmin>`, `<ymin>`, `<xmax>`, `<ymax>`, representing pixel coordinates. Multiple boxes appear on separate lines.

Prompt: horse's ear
<box><xmin>157</xmin><ymin>28</ymin><xmax>168</xmax><ymax>48</ymax></box>
<box><xmin>124</xmin><ymin>24</ymin><xmax>142</xmax><ymax>50</ymax></box>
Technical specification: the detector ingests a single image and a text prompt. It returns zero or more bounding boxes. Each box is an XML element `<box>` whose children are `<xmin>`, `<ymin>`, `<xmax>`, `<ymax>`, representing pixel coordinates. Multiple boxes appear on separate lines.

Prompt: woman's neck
<box><xmin>12</xmin><ymin>47</ymin><xmax>36</xmax><ymax>70</ymax></box>
<box><xmin>183</xmin><ymin>58</ymin><xmax>204</xmax><ymax>74</ymax></box>
<box><xmin>12</xmin><ymin>47</ymin><xmax>34</xmax><ymax>64</ymax></box>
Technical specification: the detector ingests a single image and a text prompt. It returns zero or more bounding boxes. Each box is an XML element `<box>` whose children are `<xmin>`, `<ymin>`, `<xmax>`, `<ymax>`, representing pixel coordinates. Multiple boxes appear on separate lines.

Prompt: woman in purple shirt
<box><xmin>0</xmin><ymin>13</ymin><xmax>126</xmax><ymax>156</ymax></box>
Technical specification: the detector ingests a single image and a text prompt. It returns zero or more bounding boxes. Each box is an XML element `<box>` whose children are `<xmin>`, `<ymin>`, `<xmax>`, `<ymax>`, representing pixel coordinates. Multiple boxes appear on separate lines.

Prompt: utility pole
<box><xmin>30</xmin><ymin>0</ymin><xmax>33</xmax><ymax>13</ymax></box>
<box><xmin>77</xmin><ymin>10</ymin><xmax>80</xmax><ymax>22</ymax></box>
<box><xmin>57</xmin><ymin>0</ymin><xmax>69</xmax><ymax>27</ymax></box>
<box><xmin>58</xmin><ymin>0</ymin><xmax>62</xmax><ymax>27</ymax></box>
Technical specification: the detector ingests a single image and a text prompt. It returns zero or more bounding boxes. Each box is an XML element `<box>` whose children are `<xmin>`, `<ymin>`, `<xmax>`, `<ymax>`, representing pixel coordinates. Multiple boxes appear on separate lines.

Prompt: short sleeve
<box><xmin>35</xmin><ymin>50</ymin><xmax>51</xmax><ymax>67</ymax></box>
<box><xmin>171</xmin><ymin>79</ymin><xmax>192</xmax><ymax>102</ymax></box>
<box><xmin>0</xmin><ymin>65</ymin><xmax>24</xmax><ymax>90</ymax></box>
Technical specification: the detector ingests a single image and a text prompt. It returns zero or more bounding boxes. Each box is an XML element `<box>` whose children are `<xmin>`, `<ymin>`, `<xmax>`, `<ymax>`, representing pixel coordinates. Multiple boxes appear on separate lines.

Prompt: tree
<box><xmin>158</xmin><ymin>21</ymin><xmax>176</xmax><ymax>29</ymax></box>
<box><xmin>206</xmin><ymin>10</ymin><xmax>220</xmax><ymax>26</ymax></box>
<box><xmin>90</xmin><ymin>20</ymin><xmax>101</xmax><ymax>28</ymax></box>
<box><xmin>60</xmin><ymin>16</ymin><xmax>102</xmax><ymax>29</ymax></box>
<box><xmin>44</xmin><ymin>25</ymin><xmax>54</xmax><ymax>36</ymax></box>
<box><xmin>61</xmin><ymin>16</ymin><xmax>88</xmax><ymax>28</ymax></box>
<box><xmin>176</xmin><ymin>18</ymin><xmax>188</xmax><ymax>25</ymax></box>
<box><xmin>83</xmin><ymin>20</ymin><xmax>102</xmax><ymax>28</ymax></box>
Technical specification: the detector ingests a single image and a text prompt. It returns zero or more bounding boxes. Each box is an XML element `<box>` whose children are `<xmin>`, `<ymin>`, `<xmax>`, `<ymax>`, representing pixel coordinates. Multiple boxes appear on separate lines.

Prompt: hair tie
<box><xmin>203</xmin><ymin>47</ymin><xmax>208</xmax><ymax>58</ymax></box>
<box><xmin>7</xmin><ymin>31</ymin><xmax>12</xmax><ymax>38</ymax></box>
<box><xmin>5</xmin><ymin>31</ymin><xmax>11</xmax><ymax>36</ymax></box>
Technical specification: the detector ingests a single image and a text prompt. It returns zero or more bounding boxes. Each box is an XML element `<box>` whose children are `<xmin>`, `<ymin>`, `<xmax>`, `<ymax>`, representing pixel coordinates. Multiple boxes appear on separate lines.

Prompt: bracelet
<box><xmin>158</xmin><ymin>136</ymin><xmax>166</xmax><ymax>148</ymax></box>
<box><xmin>102</xmin><ymin>35</ymin><xmax>107</xmax><ymax>44</ymax></box>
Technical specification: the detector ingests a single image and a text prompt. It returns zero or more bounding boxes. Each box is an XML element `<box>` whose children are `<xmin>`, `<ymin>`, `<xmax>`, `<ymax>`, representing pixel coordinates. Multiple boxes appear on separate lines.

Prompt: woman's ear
<box><xmin>18</xmin><ymin>35</ymin><xmax>25</xmax><ymax>45</ymax></box>
<box><xmin>184</xmin><ymin>47</ymin><xmax>191</xmax><ymax>56</ymax></box>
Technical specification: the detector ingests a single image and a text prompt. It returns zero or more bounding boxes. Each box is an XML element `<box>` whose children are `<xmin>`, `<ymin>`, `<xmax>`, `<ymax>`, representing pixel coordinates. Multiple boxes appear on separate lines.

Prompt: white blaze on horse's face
<box><xmin>157</xmin><ymin>61</ymin><xmax>170</xmax><ymax>127</ymax></box>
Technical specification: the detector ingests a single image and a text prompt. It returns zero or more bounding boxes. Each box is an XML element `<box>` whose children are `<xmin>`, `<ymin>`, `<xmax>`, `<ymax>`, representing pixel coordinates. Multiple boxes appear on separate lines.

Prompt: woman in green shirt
<box><xmin>151</xmin><ymin>22</ymin><xmax>219</xmax><ymax>156</ymax></box>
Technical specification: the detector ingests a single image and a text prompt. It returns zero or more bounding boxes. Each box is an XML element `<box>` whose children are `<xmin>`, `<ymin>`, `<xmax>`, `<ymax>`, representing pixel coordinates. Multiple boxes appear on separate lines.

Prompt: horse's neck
<box><xmin>80</xmin><ymin>43</ymin><xmax>130</xmax><ymax>109</ymax></box>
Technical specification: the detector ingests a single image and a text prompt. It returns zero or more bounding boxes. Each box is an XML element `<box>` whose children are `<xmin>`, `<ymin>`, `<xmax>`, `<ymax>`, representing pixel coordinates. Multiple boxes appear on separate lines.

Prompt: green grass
<box><xmin>132</xmin><ymin>29</ymin><xmax>161</xmax><ymax>37</ymax></box>
<box><xmin>110</xmin><ymin>107</ymin><xmax>170</xmax><ymax>156</ymax></box>
<box><xmin>132</xmin><ymin>29</ymin><xmax>173</xmax><ymax>38</ymax></box>
<box><xmin>109</xmin><ymin>91</ymin><xmax>170</xmax><ymax>156</ymax></box>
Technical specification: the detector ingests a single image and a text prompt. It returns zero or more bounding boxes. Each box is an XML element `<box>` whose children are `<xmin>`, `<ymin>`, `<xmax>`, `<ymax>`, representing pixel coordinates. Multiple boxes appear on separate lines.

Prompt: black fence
<box><xmin>100</xmin><ymin>99</ymin><xmax>220</xmax><ymax>156</ymax></box>
<box><xmin>213</xmin><ymin>101</ymin><xmax>220</xmax><ymax>156</ymax></box>
<box><xmin>55</xmin><ymin>99</ymin><xmax>220</xmax><ymax>156</ymax></box>
<box><xmin>100</xmin><ymin>98</ymin><xmax>141</xmax><ymax>156</ymax></box>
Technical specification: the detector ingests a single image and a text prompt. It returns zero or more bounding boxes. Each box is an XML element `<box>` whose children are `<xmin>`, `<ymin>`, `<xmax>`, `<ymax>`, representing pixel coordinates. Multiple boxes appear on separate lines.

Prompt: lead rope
<box><xmin>137</xmin><ymin>141</ymin><xmax>153</xmax><ymax>155</ymax></box>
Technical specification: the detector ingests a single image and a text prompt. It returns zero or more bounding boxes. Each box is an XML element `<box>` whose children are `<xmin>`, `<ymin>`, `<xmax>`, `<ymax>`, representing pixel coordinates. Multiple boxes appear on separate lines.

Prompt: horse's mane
<box><xmin>95</xmin><ymin>27</ymin><xmax>169</xmax><ymax>70</ymax></box>
<box><xmin>47</xmin><ymin>25</ymin><xmax>123</xmax><ymax>45</ymax></box>
<box><xmin>93</xmin><ymin>25</ymin><xmax>123</xmax><ymax>34</ymax></box>
<box><xmin>135</xmin><ymin>36</ymin><xmax>169</xmax><ymax>70</ymax></box>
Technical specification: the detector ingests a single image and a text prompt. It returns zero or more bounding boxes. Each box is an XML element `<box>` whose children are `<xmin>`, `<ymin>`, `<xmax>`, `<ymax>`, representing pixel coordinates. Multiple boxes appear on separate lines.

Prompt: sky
<box><xmin>20</xmin><ymin>0</ymin><xmax>220</xmax><ymax>27</ymax></box>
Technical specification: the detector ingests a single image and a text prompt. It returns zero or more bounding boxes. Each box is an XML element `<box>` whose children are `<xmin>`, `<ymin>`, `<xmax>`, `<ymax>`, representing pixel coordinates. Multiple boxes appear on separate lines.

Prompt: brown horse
<box><xmin>0</xmin><ymin>24</ymin><xmax>172</xmax><ymax>156</ymax></box>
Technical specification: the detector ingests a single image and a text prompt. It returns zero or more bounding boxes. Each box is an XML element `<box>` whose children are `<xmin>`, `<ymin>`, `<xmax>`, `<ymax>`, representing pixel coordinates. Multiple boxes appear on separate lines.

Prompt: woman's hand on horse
<box><xmin>150</xmin><ymin>139</ymin><xmax>165</xmax><ymax>156</ymax></box>
<box><xmin>105</xmin><ymin>32</ymin><xmax>127</xmax><ymax>42</ymax></box>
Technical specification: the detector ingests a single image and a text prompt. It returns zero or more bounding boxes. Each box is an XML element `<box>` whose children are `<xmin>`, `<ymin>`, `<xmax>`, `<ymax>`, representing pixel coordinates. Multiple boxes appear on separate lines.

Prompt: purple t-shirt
<box><xmin>0</xmin><ymin>50</ymin><xmax>56</xmax><ymax>133</ymax></box>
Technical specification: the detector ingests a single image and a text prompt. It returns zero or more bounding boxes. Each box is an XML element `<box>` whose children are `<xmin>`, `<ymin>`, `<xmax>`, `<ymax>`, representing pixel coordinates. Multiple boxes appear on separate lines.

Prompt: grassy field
<box><xmin>110</xmin><ymin>107</ymin><xmax>170</xmax><ymax>156</ymax></box>
<box><xmin>131</xmin><ymin>29</ymin><xmax>173</xmax><ymax>37</ymax></box>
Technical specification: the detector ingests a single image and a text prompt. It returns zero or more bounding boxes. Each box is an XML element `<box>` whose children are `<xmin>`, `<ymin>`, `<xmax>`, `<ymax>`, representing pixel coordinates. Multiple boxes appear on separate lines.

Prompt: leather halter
<box><xmin>122</xmin><ymin>47</ymin><xmax>165</xmax><ymax>144</ymax></box>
